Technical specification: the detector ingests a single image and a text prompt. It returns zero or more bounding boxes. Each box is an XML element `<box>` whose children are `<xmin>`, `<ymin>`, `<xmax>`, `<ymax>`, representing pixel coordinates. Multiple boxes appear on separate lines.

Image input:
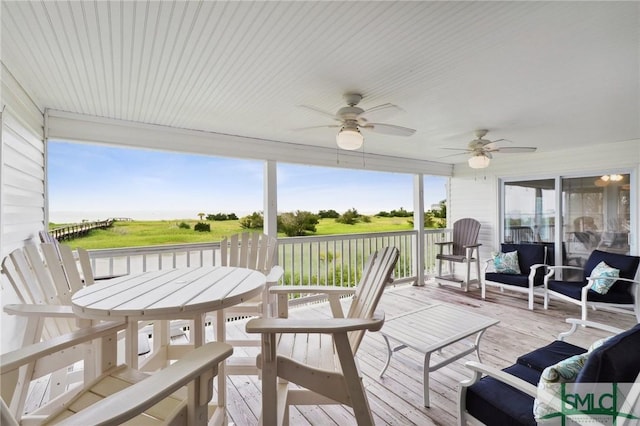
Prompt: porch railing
<box><xmin>86</xmin><ymin>229</ymin><xmax>452</xmax><ymax>296</ymax></box>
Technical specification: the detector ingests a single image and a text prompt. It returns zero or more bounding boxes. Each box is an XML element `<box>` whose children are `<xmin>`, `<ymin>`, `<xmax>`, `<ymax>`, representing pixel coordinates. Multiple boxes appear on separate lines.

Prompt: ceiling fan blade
<box><xmin>358</xmin><ymin>103</ymin><xmax>402</xmax><ymax>122</ymax></box>
<box><xmin>484</xmin><ymin>142</ymin><xmax>499</xmax><ymax>150</ymax></box>
<box><xmin>440</xmin><ymin>147</ymin><xmax>472</xmax><ymax>151</ymax></box>
<box><xmin>292</xmin><ymin>124</ymin><xmax>340</xmax><ymax>131</ymax></box>
<box><xmin>298</xmin><ymin>105</ymin><xmax>340</xmax><ymax>120</ymax></box>
<box><xmin>491</xmin><ymin>146</ymin><xmax>537</xmax><ymax>153</ymax></box>
<box><xmin>439</xmin><ymin>152</ymin><xmax>470</xmax><ymax>159</ymax></box>
<box><xmin>364</xmin><ymin>123</ymin><xmax>416</xmax><ymax>137</ymax></box>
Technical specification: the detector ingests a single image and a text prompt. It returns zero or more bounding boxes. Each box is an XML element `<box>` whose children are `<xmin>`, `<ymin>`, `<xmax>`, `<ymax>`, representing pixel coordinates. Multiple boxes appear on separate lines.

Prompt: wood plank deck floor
<box><xmin>22</xmin><ymin>282</ymin><xmax>637</xmax><ymax>425</ymax></box>
<box><xmin>222</xmin><ymin>282</ymin><xmax>637</xmax><ymax>426</ymax></box>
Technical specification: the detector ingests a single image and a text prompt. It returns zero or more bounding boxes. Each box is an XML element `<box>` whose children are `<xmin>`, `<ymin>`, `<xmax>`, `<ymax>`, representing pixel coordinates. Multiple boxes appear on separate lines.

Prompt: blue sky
<box><xmin>48</xmin><ymin>141</ymin><xmax>447</xmax><ymax>223</ymax></box>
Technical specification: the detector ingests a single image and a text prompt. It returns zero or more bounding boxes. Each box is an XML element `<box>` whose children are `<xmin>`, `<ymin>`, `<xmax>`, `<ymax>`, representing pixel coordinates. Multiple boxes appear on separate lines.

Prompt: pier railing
<box><xmin>50</xmin><ymin>220</ymin><xmax>114</xmax><ymax>241</ymax></box>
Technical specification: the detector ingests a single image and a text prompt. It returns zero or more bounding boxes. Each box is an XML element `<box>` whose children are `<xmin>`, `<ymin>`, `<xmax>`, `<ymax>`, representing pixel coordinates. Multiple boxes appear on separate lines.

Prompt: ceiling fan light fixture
<box><xmin>468</xmin><ymin>154</ymin><xmax>490</xmax><ymax>169</ymax></box>
<box><xmin>336</xmin><ymin>125</ymin><xmax>363</xmax><ymax>150</ymax></box>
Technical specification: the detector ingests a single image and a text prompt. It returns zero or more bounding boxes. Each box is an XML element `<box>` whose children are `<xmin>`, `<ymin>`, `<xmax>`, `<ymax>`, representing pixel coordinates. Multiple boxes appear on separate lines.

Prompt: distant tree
<box><xmin>318</xmin><ymin>209</ymin><xmax>340</xmax><ymax>219</ymax></box>
<box><xmin>425</xmin><ymin>200</ymin><xmax>447</xmax><ymax>228</ymax></box>
<box><xmin>207</xmin><ymin>212</ymin><xmax>235</xmax><ymax>221</ymax></box>
<box><xmin>239</xmin><ymin>211</ymin><xmax>264</xmax><ymax>229</ymax></box>
<box><xmin>390</xmin><ymin>207</ymin><xmax>412</xmax><ymax>217</ymax></box>
<box><xmin>194</xmin><ymin>222</ymin><xmax>211</xmax><ymax>232</ymax></box>
<box><xmin>361</xmin><ymin>215</ymin><xmax>371</xmax><ymax>223</ymax></box>
<box><xmin>178</xmin><ymin>221</ymin><xmax>191</xmax><ymax>229</ymax></box>
<box><xmin>376</xmin><ymin>211</ymin><xmax>390</xmax><ymax>217</ymax></box>
<box><xmin>197</xmin><ymin>212</ymin><xmax>205</xmax><ymax>220</ymax></box>
<box><xmin>278</xmin><ymin>210</ymin><xmax>319</xmax><ymax>236</ymax></box>
<box><xmin>336</xmin><ymin>208</ymin><xmax>360</xmax><ymax>225</ymax></box>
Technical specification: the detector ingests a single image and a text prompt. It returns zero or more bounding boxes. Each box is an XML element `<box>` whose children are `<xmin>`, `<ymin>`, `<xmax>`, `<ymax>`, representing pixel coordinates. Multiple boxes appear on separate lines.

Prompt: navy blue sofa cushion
<box><xmin>547</xmin><ymin>280</ymin><xmax>634</xmax><ymax>303</ymax></box>
<box><xmin>486</xmin><ymin>243</ymin><xmax>546</xmax><ymax>287</ymax></box>
<box><xmin>577</xmin><ymin>323</ymin><xmax>640</xmax><ymax>383</ymax></box>
<box><xmin>516</xmin><ymin>340</ymin><xmax>587</xmax><ymax>372</ymax></box>
<box><xmin>465</xmin><ymin>324</ymin><xmax>639</xmax><ymax>426</ymax></box>
<box><xmin>548</xmin><ymin>250</ymin><xmax>639</xmax><ymax>303</ymax></box>
<box><xmin>466</xmin><ymin>364</ymin><xmax>540</xmax><ymax>426</ymax></box>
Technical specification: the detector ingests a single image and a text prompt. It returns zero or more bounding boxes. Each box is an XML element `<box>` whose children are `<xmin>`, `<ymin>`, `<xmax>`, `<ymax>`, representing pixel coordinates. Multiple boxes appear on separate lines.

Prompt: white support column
<box><xmin>413</xmin><ymin>174</ymin><xmax>425</xmax><ymax>286</ymax></box>
<box><xmin>263</xmin><ymin>161</ymin><xmax>278</xmax><ymax>240</ymax></box>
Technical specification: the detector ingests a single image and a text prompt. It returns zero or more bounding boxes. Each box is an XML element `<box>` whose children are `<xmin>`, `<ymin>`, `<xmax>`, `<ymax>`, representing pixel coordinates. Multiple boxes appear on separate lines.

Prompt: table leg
<box><xmin>379</xmin><ymin>335</ymin><xmax>393</xmax><ymax>377</ymax></box>
<box><xmin>216</xmin><ymin>310</ymin><xmax>227</xmax><ymax>422</ymax></box>
<box><xmin>125</xmin><ymin>319</ymin><xmax>139</xmax><ymax>369</ymax></box>
<box><xmin>423</xmin><ymin>351</ymin><xmax>432</xmax><ymax>407</ymax></box>
<box><xmin>473</xmin><ymin>329</ymin><xmax>488</xmax><ymax>363</ymax></box>
<box><xmin>379</xmin><ymin>335</ymin><xmax>408</xmax><ymax>378</ymax></box>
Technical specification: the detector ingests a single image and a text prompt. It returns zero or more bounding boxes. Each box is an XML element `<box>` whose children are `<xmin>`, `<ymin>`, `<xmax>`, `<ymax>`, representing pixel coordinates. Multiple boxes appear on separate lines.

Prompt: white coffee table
<box><xmin>378</xmin><ymin>303</ymin><xmax>499</xmax><ymax>407</ymax></box>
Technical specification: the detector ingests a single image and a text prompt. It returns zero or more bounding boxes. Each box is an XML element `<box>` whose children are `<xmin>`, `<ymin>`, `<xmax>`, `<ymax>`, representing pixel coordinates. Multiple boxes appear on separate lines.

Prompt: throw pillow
<box><xmin>589</xmin><ymin>261</ymin><xmax>620</xmax><ymax>294</ymax></box>
<box><xmin>493</xmin><ymin>250</ymin><xmax>521</xmax><ymax>274</ymax></box>
<box><xmin>533</xmin><ymin>353</ymin><xmax>589</xmax><ymax>422</ymax></box>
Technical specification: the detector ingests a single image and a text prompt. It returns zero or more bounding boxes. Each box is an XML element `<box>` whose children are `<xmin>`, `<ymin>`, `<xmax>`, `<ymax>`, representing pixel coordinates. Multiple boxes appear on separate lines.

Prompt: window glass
<box><xmin>503</xmin><ymin>179</ymin><xmax>556</xmax><ymax>243</ymax></box>
<box><xmin>563</xmin><ymin>174</ymin><xmax>630</xmax><ymax>267</ymax></box>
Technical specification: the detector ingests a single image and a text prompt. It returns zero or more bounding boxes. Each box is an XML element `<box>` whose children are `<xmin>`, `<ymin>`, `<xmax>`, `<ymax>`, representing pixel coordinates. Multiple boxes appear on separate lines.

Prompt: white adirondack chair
<box><xmin>246</xmin><ymin>246</ymin><xmax>399</xmax><ymax>426</ymax></box>
<box><xmin>1</xmin><ymin>242</ymin><xmax>150</xmax><ymax>414</ymax></box>
<box><xmin>1</xmin><ymin>242</ymin><xmax>90</xmax><ymax>413</ymax></box>
<box><xmin>0</xmin><ymin>321</ymin><xmax>233</xmax><ymax>425</ymax></box>
<box><xmin>213</xmin><ymin>233</ymin><xmax>283</xmax><ymax>374</ymax></box>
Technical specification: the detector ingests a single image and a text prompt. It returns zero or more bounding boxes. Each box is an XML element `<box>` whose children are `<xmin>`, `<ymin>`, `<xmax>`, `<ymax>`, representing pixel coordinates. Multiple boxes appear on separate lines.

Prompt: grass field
<box><xmin>58</xmin><ymin>217</ymin><xmax>415</xmax><ymax>249</ymax></box>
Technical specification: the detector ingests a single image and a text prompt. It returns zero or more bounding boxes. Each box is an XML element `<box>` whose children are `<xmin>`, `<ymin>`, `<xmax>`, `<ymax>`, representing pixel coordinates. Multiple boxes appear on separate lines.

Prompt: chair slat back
<box><xmin>1</xmin><ymin>245</ymin><xmax>75</xmax><ymax>340</ymax></box>
<box><xmin>39</xmin><ymin>243</ymin><xmax>73</xmax><ymax>304</ymax></box>
<box><xmin>346</xmin><ymin>246</ymin><xmax>399</xmax><ymax>352</ymax></box>
<box><xmin>452</xmin><ymin>218</ymin><xmax>481</xmax><ymax>256</ymax></box>
<box><xmin>2</xmin><ymin>248</ymin><xmax>49</xmax><ymax>305</ymax></box>
<box><xmin>76</xmin><ymin>247</ymin><xmax>95</xmax><ymax>286</ymax></box>
<box><xmin>221</xmin><ymin>232</ymin><xmax>277</xmax><ymax>274</ymax></box>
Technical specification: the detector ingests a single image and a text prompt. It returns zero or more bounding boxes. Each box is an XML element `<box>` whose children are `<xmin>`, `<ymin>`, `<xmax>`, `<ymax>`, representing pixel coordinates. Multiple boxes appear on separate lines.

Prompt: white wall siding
<box><xmin>1</xmin><ymin>64</ymin><xmax>45</xmax><ymax>352</ymax></box>
<box><xmin>450</xmin><ymin>139</ymin><xmax>640</xmax><ymax>261</ymax></box>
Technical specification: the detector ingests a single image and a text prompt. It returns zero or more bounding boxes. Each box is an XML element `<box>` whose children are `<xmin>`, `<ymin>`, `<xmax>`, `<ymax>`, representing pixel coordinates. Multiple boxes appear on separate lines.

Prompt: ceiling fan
<box><xmin>296</xmin><ymin>93</ymin><xmax>416</xmax><ymax>150</ymax></box>
<box><xmin>442</xmin><ymin>129</ymin><xmax>537</xmax><ymax>168</ymax></box>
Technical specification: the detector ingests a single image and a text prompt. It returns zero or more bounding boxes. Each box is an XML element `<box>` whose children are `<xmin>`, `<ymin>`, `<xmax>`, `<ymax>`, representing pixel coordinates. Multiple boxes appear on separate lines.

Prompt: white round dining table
<box><xmin>71</xmin><ymin>265</ymin><xmax>266</xmax><ymax>416</ymax></box>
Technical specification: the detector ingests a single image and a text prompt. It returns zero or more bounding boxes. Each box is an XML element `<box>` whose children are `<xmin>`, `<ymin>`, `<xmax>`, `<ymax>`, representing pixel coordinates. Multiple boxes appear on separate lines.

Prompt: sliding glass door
<box><xmin>562</xmin><ymin>174</ymin><xmax>631</xmax><ymax>267</ymax></box>
<box><xmin>502</xmin><ymin>172</ymin><xmax>633</xmax><ymax>268</ymax></box>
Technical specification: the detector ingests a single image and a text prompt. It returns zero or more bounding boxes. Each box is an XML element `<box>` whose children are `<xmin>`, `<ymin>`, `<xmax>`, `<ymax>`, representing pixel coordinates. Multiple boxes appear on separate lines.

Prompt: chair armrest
<box><xmin>558</xmin><ymin>318</ymin><xmax>625</xmax><ymax>340</ymax></box>
<box><xmin>461</xmin><ymin>361</ymin><xmax>538</xmax><ymax>398</ymax></box>
<box><xmin>528</xmin><ymin>263</ymin><xmax>547</xmax><ymax>280</ymax></box>
<box><xmin>462</xmin><ymin>243</ymin><xmax>481</xmax><ymax>249</ymax></box>
<box><xmin>55</xmin><ymin>341</ymin><xmax>234</xmax><ymax>426</ymax></box>
<box><xmin>3</xmin><ymin>304</ymin><xmax>76</xmax><ymax>318</ymax></box>
<box><xmin>265</xmin><ymin>265</ymin><xmax>284</xmax><ymax>283</ymax></box>
<box><xmin>585</xmin><ymin>276</ymin><xmax>640</xmax><ymax>286</ymax></box>
<box><xmin>546</xmin><ymin>265</ymin><xmax>584</xmax><ymax>273</ymax></box>
<box><xmin>269</xmin><ymin>285</ymin><xmax>356</xmax><ymax>296</ymax></box>
<box><xmin>544</xmin><ymin>265</ymin><xmax>585</xmax><ymax>282</ymax></box>
<box><xmin>1</xmin><ymin>321</ymin><xmax>126</xmax><ymax>374</ymax></box>
<box><xmin>246</xmin><ymin>311</ymin><xmax>384</xmax><ymax>334</ymax></box>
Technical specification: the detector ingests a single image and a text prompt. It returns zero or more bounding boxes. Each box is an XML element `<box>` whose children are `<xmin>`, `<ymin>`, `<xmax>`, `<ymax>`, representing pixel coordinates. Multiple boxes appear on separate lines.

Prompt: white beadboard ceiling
<box><xmin>2</xmin><ymin>1</ymin><xmax>639</xmax><ymax>165</ymax></box>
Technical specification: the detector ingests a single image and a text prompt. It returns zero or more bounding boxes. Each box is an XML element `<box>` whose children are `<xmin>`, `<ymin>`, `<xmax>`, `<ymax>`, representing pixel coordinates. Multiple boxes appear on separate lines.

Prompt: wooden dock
<box><xmin>48</xmin><ymin>219</ymin><xmax>114</xmax><ymax>241</ymax></box>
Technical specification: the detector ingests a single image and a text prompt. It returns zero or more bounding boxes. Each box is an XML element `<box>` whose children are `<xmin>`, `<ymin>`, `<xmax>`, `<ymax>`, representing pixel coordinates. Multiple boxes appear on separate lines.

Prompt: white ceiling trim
<box><xmin>46</xmin><ymin>109</ymin><xmax>453</xmax><ymax>176</ymax></box>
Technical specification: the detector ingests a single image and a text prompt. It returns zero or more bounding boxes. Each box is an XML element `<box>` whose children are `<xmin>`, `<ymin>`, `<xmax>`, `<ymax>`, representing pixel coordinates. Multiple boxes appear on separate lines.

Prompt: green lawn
<box><xmin>61</xmin><ymin>217</ymin><xmax>415</xmax><ymax>249</ymax></box>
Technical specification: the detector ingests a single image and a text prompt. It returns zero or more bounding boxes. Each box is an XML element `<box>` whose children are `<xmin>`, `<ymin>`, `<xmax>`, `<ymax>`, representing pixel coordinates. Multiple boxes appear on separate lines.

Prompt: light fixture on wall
<box><xmin>468</xmin><ymin>154</ymin><xmax>490</xmax><ymax>169</ymax></box>
<box><xmin>595</xmin><ymin>174</ymin><xmax>625</xmax><ymax>187</ymax></box>
<box><xmin>336</xmin><ymin>123</ymin><xmax>364</xmax><ymax>150</ymax></box>
<box><xmin>601</xmin><ymin>174</ymin><xmax>623</xmax><ymax>182</ymax></box>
